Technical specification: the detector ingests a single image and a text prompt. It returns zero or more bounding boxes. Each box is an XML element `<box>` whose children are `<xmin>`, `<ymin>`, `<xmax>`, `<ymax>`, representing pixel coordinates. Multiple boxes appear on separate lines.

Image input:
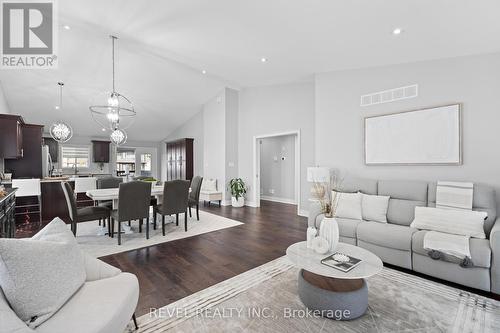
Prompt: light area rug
<box><xmin>74</xmin><ymin>210</ymin><xmax>242</xmax><ymax>257</ymax></box>
<box><xmin>127</xmin><ymin>256</ymin><xmax>500</xmax><ymax>333</ymax></box>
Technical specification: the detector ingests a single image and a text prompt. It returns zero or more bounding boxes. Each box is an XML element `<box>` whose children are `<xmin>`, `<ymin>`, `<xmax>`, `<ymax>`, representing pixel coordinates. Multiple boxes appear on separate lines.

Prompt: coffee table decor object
<box><xmin>321</xmin><ymin>252</ymin><xmax>362</xmax><ymax>273</ymax></box>
<box><xmin>319</xmin><ymin>217</ymin><xmax>339</xmax><ymax>252</ymax></box>
<box><xmin>306</xmin><ymin>227</ymin><xmax>317</xmax><ymax>248</ymax></box>
<box><xmin>311</xmin><ymin>236</ymin><xmax>329</xmax><ymax>254</ymax></box>
<box><xmin>286</xmin><ymin>241</ymin><xmax>383</xmax><ymax>320</ymax></box>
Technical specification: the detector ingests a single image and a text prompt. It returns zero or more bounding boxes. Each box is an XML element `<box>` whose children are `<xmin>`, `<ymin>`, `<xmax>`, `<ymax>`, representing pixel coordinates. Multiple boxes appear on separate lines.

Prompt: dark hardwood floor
<box><xmin>100</xmin><ymin>200</ymin><xmax>307</xmax><ymax>316</ymax></box>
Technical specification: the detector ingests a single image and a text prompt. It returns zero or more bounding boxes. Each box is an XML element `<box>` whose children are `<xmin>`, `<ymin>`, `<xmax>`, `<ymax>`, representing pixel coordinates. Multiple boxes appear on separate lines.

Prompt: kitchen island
<box><xmin>0</xmin><ymin>188</ymin><xmax>17</xmax><ymax>238</ymax></box>
<box><xmin>1</xmin><ymin>177</ymin><xmax>103</xmax><ymax>235</ymax></box>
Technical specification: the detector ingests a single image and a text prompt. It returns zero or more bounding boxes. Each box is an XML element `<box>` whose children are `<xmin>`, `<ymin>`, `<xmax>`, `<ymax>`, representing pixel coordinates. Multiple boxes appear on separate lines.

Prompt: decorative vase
<box><xmin>312</xmin><ymin>236</ymin><xmax>330</xmax><ymax>254</ymax></box>
<box><xmin>231</xmin><ymin>196</ymin><xmax>245</xmax><ymax>207</ymax></box>
<box><xmin>319</xmin><ymin>217</ymin><xmax>339</xmax><ymax>252</ymax></box>
<box><xmin>306</xmin><ymin>227</ymin><xmax>317</xmax><ymax>248</ymax></box>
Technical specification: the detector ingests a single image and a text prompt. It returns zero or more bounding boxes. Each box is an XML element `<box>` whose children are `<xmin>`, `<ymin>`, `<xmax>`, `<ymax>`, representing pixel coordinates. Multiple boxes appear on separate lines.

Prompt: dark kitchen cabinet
<box><xmin>5</xmin><ymin>124</ymin><xmax>43</xmax><ymax>178</ymax></box>
<box><xmin>0</xmin><ymin>114</ymin><xmax>24</xmax><ymax>159</ymax></box>
<box><xmin>166</xmin><ymin>138</ymin><xmax>193</xmax><ymax>181</ymax></box>
<box><xmin>92</xmin><ymin>140</ymin><xmax>110</xmax><ymax>163</ymax></box>
<box><xmin>43</xmin><ymin>137</ymin><xmax>58</xmax><ymax>162</ymax></box>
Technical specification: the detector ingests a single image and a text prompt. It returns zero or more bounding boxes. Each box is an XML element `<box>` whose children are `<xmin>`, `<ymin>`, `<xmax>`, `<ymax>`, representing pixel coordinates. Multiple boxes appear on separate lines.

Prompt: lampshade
<box><xmin>307</xmin><ymin>167</ymin><xmax>330</xmax><ymax>183</ymax></box>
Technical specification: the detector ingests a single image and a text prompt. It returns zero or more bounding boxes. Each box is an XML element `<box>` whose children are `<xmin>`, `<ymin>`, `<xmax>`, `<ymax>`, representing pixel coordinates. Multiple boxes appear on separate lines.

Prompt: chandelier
<box><xmin>89</xmin><ymin>35</ymin><xmax>135</xmax><ymax>131</ymax></box>
<box><xmin>50</xmin><ymin>82</ymin><xmax>73</xmax><ymax>143</ymax></box>
<box><xmin>110</xmin><ymin>128</ymin><xmax>127</xmax><ymax>146</ymax></box>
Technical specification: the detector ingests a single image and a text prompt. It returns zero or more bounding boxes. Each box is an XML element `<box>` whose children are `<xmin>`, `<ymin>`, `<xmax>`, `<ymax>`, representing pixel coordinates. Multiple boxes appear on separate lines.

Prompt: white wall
<box><xmin>203</xmin><ymin>91</ymin><xmax>227</xmax><ymax>198</ymax></box>
<box><xmin>259</xmin><ymin>135</ymin><xmax>296</xmax><ymax>203</ymax></box>
<box><xmin>224</xmin><ymin>88</ymin><xmax>239</xmax><ymax>200</ymax></box>
<box><xmin>315</xmin><ymin>52</ymin><xmax>500</xmax><ymax>209</ymax></box>
<box><xmin>238</xmin><ymin>81</ymin><xmax>315</xmax><ymax>214</ymax></box>
<box><xmin>160</xmin><ymin>110</ymin><xmax>204</xmax><ymax>181</ymax></box>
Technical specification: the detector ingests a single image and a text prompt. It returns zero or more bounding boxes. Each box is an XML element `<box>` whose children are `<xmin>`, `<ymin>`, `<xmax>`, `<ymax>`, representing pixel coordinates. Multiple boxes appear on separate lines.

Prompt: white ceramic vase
<box><xmin>319</xmin><ymin>217</ymin><xmax>339</xmax><ymax>252</ymax></box>
<box><xmin>306</xmin><ymin>227</ymin><xmax>317</xmax><ymax>248</ymax></box>
<box><xmin>231</xmin><ymin>196</ymin><xmax>245</xmax><ymax>207</ymax></box>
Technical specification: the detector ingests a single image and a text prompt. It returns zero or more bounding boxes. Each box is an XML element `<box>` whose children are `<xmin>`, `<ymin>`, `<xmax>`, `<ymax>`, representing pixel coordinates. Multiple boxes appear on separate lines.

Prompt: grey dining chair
<box><xmin>61</xmin><ymin>181</ymin><xmax>111</xmax><ymax>236</ymax></box>
<box><xmin>110</xmin><ymin>181</ymin><xmax>152</xmax><ymax>245</ymax></box>
<box><xmin>96</xmin><ymin>177</ymin><xmax>123</xmax><ymax>227</ymax></box>
<box><xmin>153</xmin><ymin>180</ymin><xmax>190</xmax><ymax>235</ymax></box>
<box><xmin>188</xmin><ymin>176</ymin><xmax>203</xmax><ymax>221</ymax></box>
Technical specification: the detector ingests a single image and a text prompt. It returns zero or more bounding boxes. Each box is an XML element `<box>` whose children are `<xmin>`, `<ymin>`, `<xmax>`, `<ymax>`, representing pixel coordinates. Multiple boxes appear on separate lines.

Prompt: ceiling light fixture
<box><xmin>392</xmin><ymin>28</ymin><xmax>403</xmax><ymax>35</ymax></box>
<box><xmin>110</xmin><ymin>128</ymin><xmax>127</xmax><ymax>146</ymax></box>
<box><xmin>49</xmin><ymin>82</ymin><xmax>73</xmax><ymax>143</ymax></box>
<box><xmin>202</xmin><ymin>70</ymin><xmax>207</xmax><ymax>74</ymax></box>
<box><xmin>261</xmin><ymin>57</ymin><xmax>267</xmax><ymax>63</ymax></box>
<box><xmin>89</xmin><ymin>35</ymin><xmax>135</xmax><ymax>132</ymax></box>
<box><xmin>63</xmin><ymin>25</ymin><xmax>71</xmax><ymax>30</ymax></box>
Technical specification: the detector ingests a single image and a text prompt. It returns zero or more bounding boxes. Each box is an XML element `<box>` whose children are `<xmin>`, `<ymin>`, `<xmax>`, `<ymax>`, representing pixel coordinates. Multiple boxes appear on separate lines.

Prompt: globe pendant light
<box><xmin>50</xmin><ymin>82</ymin><xmax>73</xmax><ymax>143</ymax></box>
<box><xmin>110</xmin><ymin>128</ymin><xmax>127</xmax><ymax>146</ymax></box>
<box><xmin>89</xmin><ymin>35</ymin><xmax>135</xmax><ymax>130</ymax></box>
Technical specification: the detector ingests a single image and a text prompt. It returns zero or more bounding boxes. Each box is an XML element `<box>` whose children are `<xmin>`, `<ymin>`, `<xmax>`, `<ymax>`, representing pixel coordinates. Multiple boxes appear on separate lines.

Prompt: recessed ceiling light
<box><xmin>202</xmin><ymin>70</ymin><xmax>207</xmax><ymax>74</ymax></box>
<box><xmin>261</xmin><ymin>57</ymin><xmax>267</xmax><ymax>63</ymax></box>
<box><xmin>63</xmin><ymin>25</ymin><xmax>71</xmax><ymax>30</ymax></box>
<box><xmin>392</xmin><ymin>28</ymin><xmax>403</xmax><ymax>35</ymax></box>
<box><xmin>55</xmin><ymin>105</ymin><xmax>60</xmax><ymax>110</ymax></box>
<box><xmin>101</xmin><ymin>128</ymin><xmax>106</xmax><ymax>132</ymax></box>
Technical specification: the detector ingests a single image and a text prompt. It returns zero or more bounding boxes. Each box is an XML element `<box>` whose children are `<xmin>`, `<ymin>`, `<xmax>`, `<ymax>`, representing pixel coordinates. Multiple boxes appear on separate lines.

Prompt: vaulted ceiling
<box><xmin>1</xmin><ymin>0</ymin><xmax>499</xmax><ymax>141</ymax></box>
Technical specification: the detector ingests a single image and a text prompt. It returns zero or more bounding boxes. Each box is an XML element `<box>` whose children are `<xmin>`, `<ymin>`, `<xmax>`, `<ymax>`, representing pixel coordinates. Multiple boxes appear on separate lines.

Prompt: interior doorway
<box><xmin>253</xmin><ymin>130</ymin><xmax>300</xmax><ymax>215</ymax></box>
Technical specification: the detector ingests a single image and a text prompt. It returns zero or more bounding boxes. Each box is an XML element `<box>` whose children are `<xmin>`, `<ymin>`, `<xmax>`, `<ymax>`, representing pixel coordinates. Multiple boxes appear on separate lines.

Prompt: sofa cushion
<box><xmin>334</xmin><ymin>177</ymin><xmax>377</xmax><ymax>195</ymax></box>
<box><xmin>378</xmin><ymin>180</ymin><xmax>428</xmax><ymax>226</ymax></box>
<box><xmin>410</xmin><ymin>206</ymin><xmax>487</xmax><ymax>239</ymax></box>
<box><xmin>0</xmin><ymin>218</ymin><xmax>86</xmax><ymax>328</ymax></box>
<box><xmin>361</xmin><ymin>193</ymin><xmax>390</xmax><ymax>223</ymax></box>
<box><xmin>335</xmin><ymin>218</ymin><xmax>363</xmax><ymax>239</ymax></box>
<box><xmin>201</xmin><ymin>178</ymin><xmax>217</xmax><ymax>192</ymax></box>
<box><xmin>0</xmin><ymin>288</ymin><xmax>33</xmax><ymax>333</ymax></box>
<box><xmin>357</xmin><ymin>222</ymin><xmax>417</xmax><ymax>251</ymax></box>
<box><xmin>35</xmin><ymin>273</ymin><xmax>139</xmax><ymax>333</ymax></box>
<box><xmin>333</xmin><ymin>191</ymin><xmax>362</xmax><ymax>220</ymax></box>
<box><xmin>428</xmin><ymin>182</ymin><xmax>497</xmax><ymax>236</ymax></box>
<box><xmin>412</xmin><ymin>230</ymin><xmax>491</xmax><ymax>268</ymax></box>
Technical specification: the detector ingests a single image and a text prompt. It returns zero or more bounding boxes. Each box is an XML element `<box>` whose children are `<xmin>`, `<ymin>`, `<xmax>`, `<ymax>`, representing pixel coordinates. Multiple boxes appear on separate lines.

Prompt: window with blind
<box><xmin>61</xmin><ymin>146</ymin><xmax>90</xmax><ymax>168</ymax></box>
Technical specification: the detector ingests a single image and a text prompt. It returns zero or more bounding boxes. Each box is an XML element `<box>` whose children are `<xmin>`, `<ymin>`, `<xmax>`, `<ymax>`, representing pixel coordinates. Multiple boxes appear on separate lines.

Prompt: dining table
<box><xmin>86</xmin><ymin>185</ymin><xmax>167</xmax><ymax>209</ymax></box>
<box><xmin>86</xmin><ymin>184</ymin><xmax>190</xmax><ymax>235</ymax></box>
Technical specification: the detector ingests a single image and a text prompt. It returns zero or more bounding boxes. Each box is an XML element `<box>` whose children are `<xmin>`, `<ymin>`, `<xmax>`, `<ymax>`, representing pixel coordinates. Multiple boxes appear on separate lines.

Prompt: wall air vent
<box><xmin>360</xmin><ymin>84</ymin><xmax>418</xmax><ymax>107</ymax></box>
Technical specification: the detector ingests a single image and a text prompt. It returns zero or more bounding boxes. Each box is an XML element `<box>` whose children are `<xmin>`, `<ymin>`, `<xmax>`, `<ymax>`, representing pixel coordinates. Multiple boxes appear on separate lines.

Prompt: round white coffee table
<box><xmin>286</xmin><ymin>241</ymin><xmax>382</xmax><ymax>320</ymax></box>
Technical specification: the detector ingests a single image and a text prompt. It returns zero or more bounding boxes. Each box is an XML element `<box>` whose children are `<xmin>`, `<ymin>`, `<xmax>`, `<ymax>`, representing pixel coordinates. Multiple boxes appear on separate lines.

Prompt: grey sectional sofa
<box><xmin>308</xmin><ymin>178</ymin><xmax>499</xmax><ymax>294</ymax></box>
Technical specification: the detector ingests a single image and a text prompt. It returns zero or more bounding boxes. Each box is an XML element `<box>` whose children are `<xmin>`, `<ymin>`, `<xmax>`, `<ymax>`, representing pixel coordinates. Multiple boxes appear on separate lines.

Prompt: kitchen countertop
<box><xmin>0</xmin><ymin>187</ymin><xmax>17</xmax><ymax>203</ymax></box>
<box><xmin>1</xmin><ymin>174</ymin><xmax>114</xmax><ymax>185</ymax></box>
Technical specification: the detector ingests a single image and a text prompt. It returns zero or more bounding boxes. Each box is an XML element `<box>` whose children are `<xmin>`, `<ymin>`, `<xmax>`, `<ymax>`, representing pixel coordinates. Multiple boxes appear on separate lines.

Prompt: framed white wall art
<box><xmin>364</xmin><ymin>104</ymin><xmax>462</xmax><ymax>165</ymax></box>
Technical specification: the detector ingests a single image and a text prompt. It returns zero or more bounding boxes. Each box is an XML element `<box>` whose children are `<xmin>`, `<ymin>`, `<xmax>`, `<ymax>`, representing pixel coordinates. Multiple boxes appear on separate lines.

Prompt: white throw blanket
<box><xmin>435</xmin><ymin>181</ymin><xmax>473</xmax><ymax>211</ymax></box>
<box><xmin>423</xmin><ymin>231</ymin><xmax>470</xmax><ymax>259</ymax></box>
<box><xmin>423</xmin><ymin>181</ymin><xmax>475</xmax><ymax>260</ymax></box>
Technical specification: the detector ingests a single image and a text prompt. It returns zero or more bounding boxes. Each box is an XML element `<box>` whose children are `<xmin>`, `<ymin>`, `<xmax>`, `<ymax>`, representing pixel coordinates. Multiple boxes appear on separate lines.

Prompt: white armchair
<box><xmin>0</xmin><ymin>253</ymin><xmax>139</xmax><ymax>333</ymax></box>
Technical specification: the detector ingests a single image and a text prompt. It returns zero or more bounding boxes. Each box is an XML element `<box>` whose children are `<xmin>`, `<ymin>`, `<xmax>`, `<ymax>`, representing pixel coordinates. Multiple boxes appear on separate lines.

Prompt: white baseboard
<box><xmin>298</xmin><ymin>209</ymin><xmax>309</xmax><ymax>217</ymax></box>
<box><xmin>245</xmin><ymin>201</ymin><xmax>258</xmax><ymax>207</ymax></box>
<box><xmin>220</xmin><ymin>200</ymin><xmax>232</xmax><ymax>206</ymax></box>
<box><xmin>260</xmin><ymin>196</ymin><xmax>297</xmax><ymax>205</ymax></box>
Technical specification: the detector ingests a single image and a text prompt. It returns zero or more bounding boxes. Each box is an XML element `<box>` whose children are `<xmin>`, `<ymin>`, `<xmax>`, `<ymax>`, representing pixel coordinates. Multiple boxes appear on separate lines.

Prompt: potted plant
<box><xmin>228</xmin><ymin>178</ymin><xmax>247</xmax><ymax>207</ymax></box>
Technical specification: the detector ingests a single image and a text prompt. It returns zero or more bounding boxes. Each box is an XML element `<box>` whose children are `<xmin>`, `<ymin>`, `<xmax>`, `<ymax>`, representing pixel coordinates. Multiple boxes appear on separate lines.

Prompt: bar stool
<box><xmin>12</xmin><ymin>179</ymin><xmax>42</xmax><ymax>227</ymax></box>
<box><xmin>74</xmin><ymin>177</ymin><xmax>97</xmax><ymax>207</ymax></box>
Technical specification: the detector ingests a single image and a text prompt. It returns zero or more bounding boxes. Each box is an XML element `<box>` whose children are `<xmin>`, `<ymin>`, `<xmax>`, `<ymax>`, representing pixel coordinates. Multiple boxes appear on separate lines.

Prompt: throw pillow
<box><xmin>410</xmin><ymin>207</ymin><xmax>487</xmax><ymax>239</ymax></box>
<box><xmin>361</xmin><ymin>193</ymin><xmax>390</xmax><ymax>223</ymax></box>
<box><xmin>0</xmin><ymin>218</ymin><xmax>86</xmax><ymax>328</ymax></box>
<box><xmin>332</xmin><ymin>191</ymin><xmax>362</xmax><ymax>220</ymax></box>
<box><xmin>201</xmin><ymin>178</ymin><xmax>217</xmax><ymax>192</ymax></box>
